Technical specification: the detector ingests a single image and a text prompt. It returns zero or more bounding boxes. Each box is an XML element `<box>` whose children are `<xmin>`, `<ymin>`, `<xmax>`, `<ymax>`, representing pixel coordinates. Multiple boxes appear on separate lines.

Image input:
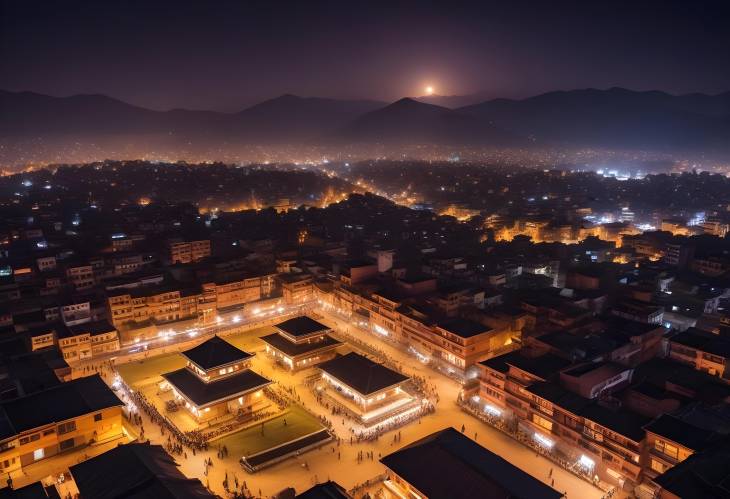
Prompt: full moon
<box><xmin>425</xmin><ymin>86</ymin><xmax>434</xmax><ymax>95</ymax></box>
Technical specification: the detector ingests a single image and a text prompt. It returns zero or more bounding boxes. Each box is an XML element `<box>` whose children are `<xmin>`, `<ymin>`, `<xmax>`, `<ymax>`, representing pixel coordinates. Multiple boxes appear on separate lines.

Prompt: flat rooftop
<box><xmin>437</xmin><ymin>318</ymin><xmax>491</xmax><ymax>338</ymax></box>
<box><xmin>482</xmin><ymin>351</ymin><xmax>572</xmax><ymax>381</ymax></box>
<box><xmin>319</xmin><ymin>352</ymin><xmax>409</xmax><ymax>396</ymax></box>
<box><xmin>644</xmin><ymin>414</ymin><xmax>716</xmax><ymax>451</ymax></box>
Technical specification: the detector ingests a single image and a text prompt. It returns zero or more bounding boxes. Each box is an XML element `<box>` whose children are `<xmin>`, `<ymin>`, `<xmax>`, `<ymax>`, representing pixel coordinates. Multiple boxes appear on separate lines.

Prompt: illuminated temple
<box><xmin>317</xmin><ymin>352</ymin><xmax>420</xmax><ymax>427</ymax></box>
<box><xmin>161</xmin><ymin>336</ymin><xmax>271</xmax><ymax>422</ymax></box>
<box><xmin>261</xmin><ymin>316</ymin><xmax>342</xmax><ymax>370</ymax></box>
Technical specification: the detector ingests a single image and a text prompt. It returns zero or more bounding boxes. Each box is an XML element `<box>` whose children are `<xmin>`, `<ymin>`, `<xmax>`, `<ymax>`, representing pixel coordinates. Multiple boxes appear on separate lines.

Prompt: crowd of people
<box><xmin>119</xmin><ymin>379</ymin><xmax>210</xmax><ymax>451</ymax></box>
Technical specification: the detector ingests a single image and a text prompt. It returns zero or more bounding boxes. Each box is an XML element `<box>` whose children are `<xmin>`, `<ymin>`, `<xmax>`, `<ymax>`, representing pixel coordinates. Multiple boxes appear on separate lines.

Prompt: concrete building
<box><xmin>667</xmin><ymin>327</ymin><xmax>730</xmax><ymax>379</ymax></box>
<box><xmin>0</xmin><ymin>375</ymin><xmax>123</xmax><ymax>475</ymax></box>
<box><xmin>167</xmin><ymin>239</ymin><xmax>211</xmax><ymax>265</ymax></box>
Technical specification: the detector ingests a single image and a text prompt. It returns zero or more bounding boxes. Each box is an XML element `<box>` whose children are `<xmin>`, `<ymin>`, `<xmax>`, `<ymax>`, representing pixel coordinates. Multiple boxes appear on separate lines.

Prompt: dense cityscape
<box><xmin>2</xmin><ymin>1</ymin><xmax>730</xmax><ymax>499</ymax></box>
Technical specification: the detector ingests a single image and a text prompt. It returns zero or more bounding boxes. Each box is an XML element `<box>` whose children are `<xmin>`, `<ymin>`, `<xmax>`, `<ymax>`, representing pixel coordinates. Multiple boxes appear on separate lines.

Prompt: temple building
<box><xmin>317</xmin><ymin>352</ymin><xmax>418</xmax><ymax>426</ymax></box>
<box><xmin>381</xmin><ymin>427</ymin><xmax>563</xmax><ymax>499</ymax></box>
<box><xmin>161</xmin><ymin>336</ymin><xmax>271</xmax><ymax>422</ymax></box>
<box><xmin>261</xmin><ymin>316</ymin><xmax>341</xmax><ymax>370</ymax></box>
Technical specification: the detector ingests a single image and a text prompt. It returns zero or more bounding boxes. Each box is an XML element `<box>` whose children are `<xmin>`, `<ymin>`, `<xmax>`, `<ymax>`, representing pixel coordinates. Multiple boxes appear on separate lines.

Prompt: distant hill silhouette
<box><xmin>228</xmin><ymin>94</ymin><xmax>385</xmax><ymax>141</ymax></box>
<box><xmin>1</xmin><ymin>87</ymin><xmax>729</xmax><ymax>154</ymax></box>
<box><xmin>335</xmin><ymin>98</ymin><xmax>521</xmax><ymax>146</ymax></box>
<box><xmin>0</xmin><ymin>90</ymin><xmax>384</xmax><ymax>142</ymax></box>
<box><xmin>414</xmin><ymin>92</ymin><xmax>494</xmax><ymax>109</ymax></box>
<box><xmin>459</xmin><ymin>87</ymin><xmax>730</xmax><ymax>152</ymax></box>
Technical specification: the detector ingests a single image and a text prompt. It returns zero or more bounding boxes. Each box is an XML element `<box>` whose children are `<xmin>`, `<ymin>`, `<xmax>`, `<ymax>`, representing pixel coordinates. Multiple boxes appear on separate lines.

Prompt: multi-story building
<box><xmin>65</xmin><ymin>263</ymin><xmax>95</xmax><ymax>290</ymax></box>
<box><xmin>0</xmin><ymin>375</ymin><xmax>123</xmax><ymax>475</ymax></box>
<box><xmin>476</xmin><ymin>350</ymin><xmax>650</xmax><ymax>488</ymax></box>
<box><xmin>667</xmin><ymin>327</ymin><xmax>730</xmax><ymax>378</ymax></box>
<box><xmin>206</xmin><ymin>274</ymin><xmax>274</xmax><ymax>311</ymax></box>
<box><xmin>652</xmin><ymin>436</ymin><xmax>730</xmax><ymax>499</ymax></box>
<box><xmin>107</xmin><ymin>284</ymin><xmax>201</xmax><ymax>329</ymax></box>
<box><xmin>643</xmin><ymin>414</ymin><xmax>715</xmax><ymax>482</ymax></box>
<box><xmin>280</xmin><ymin>273</ymin><xmax>315</xmax><ymax>304</ymax></box>
<box><xmin>168</xmin><ymin>239</ymin><xmax>211</xmax><ymax>265</ymax></box>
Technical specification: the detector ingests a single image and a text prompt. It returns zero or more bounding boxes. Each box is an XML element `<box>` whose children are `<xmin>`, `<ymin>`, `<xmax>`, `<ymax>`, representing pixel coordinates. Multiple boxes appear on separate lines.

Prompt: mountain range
<box><xmin>1</xmin><ymin>87</ymin><xmax>729</xmax><ymax>154</ymax></box>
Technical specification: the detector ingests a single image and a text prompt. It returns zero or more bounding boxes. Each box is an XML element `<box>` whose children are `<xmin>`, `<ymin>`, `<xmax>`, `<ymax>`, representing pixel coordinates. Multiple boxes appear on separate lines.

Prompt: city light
<box><xmin>579</xmin><ymin>455</ymin><xmax>595</xmax><ymax>469</ymax></box>
<box><xmin>484</xmin><ymin>404</ymin><xmax>502</xmax><ymax>417</ymax></box>
<box><xmin>533</xmin><ymin>433</ymin><xmax>554</xmax><ymax>449</ymax></box>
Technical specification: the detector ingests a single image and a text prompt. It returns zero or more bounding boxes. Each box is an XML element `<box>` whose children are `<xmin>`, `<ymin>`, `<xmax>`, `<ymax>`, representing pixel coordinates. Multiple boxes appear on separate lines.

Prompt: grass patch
<box><xmin>223</xmin><ymin>325</ymin><xmax>275</xmax><ymax>351</ymax></box>
<box><xmin>117</xmin><ymin>352</ymin><xmax>186</xmax><ymax>387</ymax></box>
<box><xmin>216</xmin><ymin>405</ymin><xmax>324</xmax><ymax>457</ymax></box>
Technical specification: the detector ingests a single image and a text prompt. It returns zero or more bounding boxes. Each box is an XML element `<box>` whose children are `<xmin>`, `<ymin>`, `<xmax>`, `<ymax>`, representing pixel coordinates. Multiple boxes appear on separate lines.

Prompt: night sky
<box><xmin>2</xmin><ymin>0</ymin><xmax>729</xmax><ymax>111</ymax></box>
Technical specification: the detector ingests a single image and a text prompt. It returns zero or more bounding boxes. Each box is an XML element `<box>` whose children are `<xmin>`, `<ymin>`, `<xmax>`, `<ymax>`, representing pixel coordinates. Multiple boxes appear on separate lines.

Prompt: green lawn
<box><xmin>117</xmin><ymin>352</ymin><xmax>186</xmax><ymax>387</ymax></box>
<box><xmin>223</xmin><ymin>325</ymin><xmax>275</xmax><ymax>351</ymax></box>
<box><xmin>216</xmin><ymin>405</ymin><xmax>324</xmax><ymax>457</ymax></box>
<box><xmin>116</xmin><ymin>326</ymin><xmax>274</xmax><ymax>389</ymax></box>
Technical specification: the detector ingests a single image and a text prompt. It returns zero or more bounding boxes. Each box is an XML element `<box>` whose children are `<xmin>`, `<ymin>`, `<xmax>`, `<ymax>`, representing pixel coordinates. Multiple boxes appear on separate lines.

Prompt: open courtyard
<box><xmin>64</xmin><ymin>313</ymin><xmax>607</xmax><ymax>499</ymax></box>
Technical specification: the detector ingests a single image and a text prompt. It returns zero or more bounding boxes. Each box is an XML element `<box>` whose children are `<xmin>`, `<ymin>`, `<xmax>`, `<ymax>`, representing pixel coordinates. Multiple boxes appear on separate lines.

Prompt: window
<box><xmin>94</xmin><ymin>413</ymin><xmax>102</xmax><ymax>422</ymax></box>
<box><xmin>654</xmin><ymin>440</ymin><xmax>679</xmax><ymax>460</ymax></box>
<box><xmin>57</xmin><ymin>421</ymin><xmax>76</xmax><ymax>435</ymax></box>
<box><xmin>532</xmin><ymin>413</ymin><xmax>553</xmax><ymax>432</ymax></box>
<box><xmin>583</xmin><ymin>426</ymin><xmax>604</xmax><ymax>442</ymax></box>
<box><xmin>43</xmin><ymin>429</ymin><xmax>55</xmax><ymax>436</ymax></box>
<box><xmin>59</xmin><ymin>438</ymin><xmax>75</xmax><ymax>451</ymax></box>
<box><xmin>650</xmin><ymin>459</ymin><xmax>667</xmax><ymax>474</ymax></box>
<box><xmin>33</xmin><ymin>448</ymin><xmax>44</xmax><ymax>461</ymax></box>
<box><xmin>19</xmin><ymin>434</ymin><xmax>40</xmax><ymax>445</ymax></box>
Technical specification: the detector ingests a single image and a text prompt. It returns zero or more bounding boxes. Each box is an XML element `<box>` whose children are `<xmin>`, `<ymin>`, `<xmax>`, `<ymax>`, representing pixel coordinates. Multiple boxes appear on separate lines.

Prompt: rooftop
<box><xmin>182</xmin><ymin>336</ymin><xmax>253</xmax><ymax>371</ymax></box>
<box><xmin>644</xmin><ymin>414</ymin><xmax>716</xmax><ymax>451</ymax></box>
<box><xmin>296</xmin><ymin>481</ymin><xmax>351</xmax><ymax>499</ymax></box>
<box><xmin>500</xmin><ymin>351</ymin><xmax>572</xmax><ymax>381</ymax></box>
<box><xmin>69</xmin><ymin>442</ymin><xmax>213</xmax><ymax>499</ymax></box>
<box><xmin>526</xmin><ymin>382</ymin><xmax>591</xmax><ymax>414</ymax></box>
<box><xmin>319</xmin><ymin>352</ymin><xmax>409</xmax><ymax>396</ymax></box>
<box><xmin>437</xmin><ymin>318</ymin><xmax>491</xmax><ymax>338</ymax></box>
<box><xmin>260</xmin><ymin>333</ymin><xmax>341</xmax><ymax>357</ymax></box>
<box><xmin>68</xmin><ymin>319</ymin><xmax>116</xmax><ymax>337</ymax></box>
<box><xmin>670</xmin><ymin>328</ymin><xmax>730</xmax><ymax>359</ymax></box>
<box><xmin>0</xmin><ymin>375</ymin><xmax>122</xmax><ymax>440</ymax></box>
<box><xmin>274</xmin><ymin>316</ymin><xmax>330</xmax><ymax>338</ymax></box>
<box><xmin>654</xmin><ymin>437</ymin><xmax>730</xmax><ymax>499</ymax></box>
<box><xmin>578</xmin><ymin>403</ymin><xmax>651</xmax><ymax>443</ymax></box>
<box><xmin>162</xmin><ymin>368</ymin><xmax>270</xmax><ymax>407</ymax></box>
<box><xmin>380</xmin><ymin>427</ymin><xmax>563</xmax><ymax>499</ymax></box>
<box><xmin>0</xmin><ymin>482</ymin><xmax>58</xmax><ymax>499</ymax></box>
